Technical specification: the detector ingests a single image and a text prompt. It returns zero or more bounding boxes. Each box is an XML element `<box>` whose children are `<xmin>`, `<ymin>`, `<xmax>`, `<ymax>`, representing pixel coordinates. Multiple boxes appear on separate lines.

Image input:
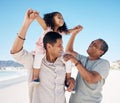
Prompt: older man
<box><xmin>64</xmin><ymin>27</ymin><xmax>110</xmax><ymax>103</ymax></box>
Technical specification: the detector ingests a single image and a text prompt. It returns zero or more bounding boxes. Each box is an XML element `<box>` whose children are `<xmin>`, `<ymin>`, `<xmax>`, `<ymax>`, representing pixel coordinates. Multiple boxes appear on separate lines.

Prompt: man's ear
<box><xmin>99</xmin><ymin>50</ymin><xmax>104</xmax><ymax>56</ymax></box>
<box><xmin>46</xmin><ymin>43</ymin><xmax>52</xmax><ymax>49</ymax></box>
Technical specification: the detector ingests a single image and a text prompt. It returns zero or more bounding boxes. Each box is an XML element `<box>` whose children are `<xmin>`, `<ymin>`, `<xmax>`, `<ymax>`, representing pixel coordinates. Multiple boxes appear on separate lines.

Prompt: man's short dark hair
<box><xmin>43</xmin><ymin>31</ymin><xmax>62</xmax><ymax>50</ymax></box>
<box><xmin>98</xmin><ymin>38</ymin><xmax>109</xmax><ymax>56</ymax></box>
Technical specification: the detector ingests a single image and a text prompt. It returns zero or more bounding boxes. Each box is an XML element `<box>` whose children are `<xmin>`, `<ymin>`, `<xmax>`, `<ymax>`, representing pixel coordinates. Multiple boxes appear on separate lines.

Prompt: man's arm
<box><xmin>65</xmin><ymin>25</ymin><xmax>102</xmax><ymax>83</ymax></box>
<box><xmin>10</xmin><ymin>9</ymin><xmax>39</xmax><ymax>54</ymax></box>
<box><xmin>65</xmin><ymin>25</ymin><xmax>83</xmax><ymax>57</ymax></box>
<box><xmin>64</xmin><ymin>54</ymin><xmax>102</xmax><ymax>83</ymax></box>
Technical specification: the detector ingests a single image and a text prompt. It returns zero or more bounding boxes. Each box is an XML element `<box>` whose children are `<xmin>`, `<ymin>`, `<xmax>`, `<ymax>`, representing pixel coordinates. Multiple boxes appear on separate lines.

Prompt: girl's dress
<box><xmin>33</xmin><ymin>27</ymin><xmax>72</xmax><ymax>74</ymax></box>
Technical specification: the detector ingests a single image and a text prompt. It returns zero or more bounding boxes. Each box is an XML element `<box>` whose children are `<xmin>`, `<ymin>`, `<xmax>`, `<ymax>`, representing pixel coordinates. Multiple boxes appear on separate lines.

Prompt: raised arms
<box><xmin>10</xmin><ymin>9</ymin><xmax>39</xmax><ymax>54</ymax></box>
<box><xmin>65</xmin><ymin>25</ymin><xmax>83</xmax><ymax>57</ymax></box>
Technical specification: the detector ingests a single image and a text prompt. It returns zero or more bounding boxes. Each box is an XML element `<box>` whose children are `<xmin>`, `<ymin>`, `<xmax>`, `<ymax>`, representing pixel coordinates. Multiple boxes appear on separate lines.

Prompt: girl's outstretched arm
<box><xmin>30</xmin><ymin>11</ymin><xmax>47</xmax><ymax>30</ymax></box>
<box><xmin>36</xmin><ymin>15</ymin><xmax>47</xmax><ymax>30</ymax></box>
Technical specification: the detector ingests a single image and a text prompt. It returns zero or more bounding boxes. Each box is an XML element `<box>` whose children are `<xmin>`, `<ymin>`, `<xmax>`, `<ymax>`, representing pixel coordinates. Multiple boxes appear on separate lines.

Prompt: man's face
<box><xmin>48</xmin><ymin>38</ymin><xmax>63</xmax><ymax>58</ymax></box>
<box><xmin>87</xmin><ymin>40</ymin><xmax>104</xmax><ymax>58</ymax></box>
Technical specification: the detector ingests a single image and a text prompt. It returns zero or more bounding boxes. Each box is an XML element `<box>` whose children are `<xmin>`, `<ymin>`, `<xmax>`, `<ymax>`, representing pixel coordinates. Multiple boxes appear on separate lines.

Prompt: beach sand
<box><xmin>0</xmin><ymin>81</ymin><xmax>29</xmax><ymax>103</ymax></box>
<box><xmin>0</xmin><ymin>70</ymin><xmax>120</xmax><ymax>103</ymax></box>
<box><xmin>101</xmin><ymin>70</ymin><xmax>120</xmax><ymax>103</ymax></box>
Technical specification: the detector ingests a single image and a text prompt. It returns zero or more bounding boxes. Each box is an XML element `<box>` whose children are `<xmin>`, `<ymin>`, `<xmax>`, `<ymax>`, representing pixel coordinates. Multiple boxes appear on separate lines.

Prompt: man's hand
<box><xmin>65</xmin><ymin>77</ymin><xmax>75</xmax><ymax>92</ymax></box>
<box><xmin>29</xmin><ymin>11</ymin><xmax>39</xmax><ymax>19</ymax></box>
<box><xmin>24</xmin><ymin>9</ymin><xmax>39</xmax><ymax>24</ymax></box>
<box><xmin>63</xmin><ymin>54</ymin><xmax>78</xmax><ymax>65</ymax></box>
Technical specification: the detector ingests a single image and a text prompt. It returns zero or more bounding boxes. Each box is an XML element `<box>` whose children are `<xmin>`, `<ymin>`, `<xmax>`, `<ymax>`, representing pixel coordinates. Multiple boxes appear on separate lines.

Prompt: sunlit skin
<box><xmin>46</xmin><ymin>38</ymin><xmax>64</xmax><ymax>63</ymax></box>
<box><xmin>53</xmin><ymin>13</ymin><xmax>64</xmax><ymax>28</ymax></box>
<box><xmin>87</xmin><ymin>40</ymin><xmax>104</xmax><ymax>60</ymax></box>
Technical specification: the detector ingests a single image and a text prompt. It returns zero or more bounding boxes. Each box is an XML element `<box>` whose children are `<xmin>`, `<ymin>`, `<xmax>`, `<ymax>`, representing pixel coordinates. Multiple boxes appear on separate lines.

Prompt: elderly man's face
<box><xmin>87</xmin><ymin>40</ymin><xmax>104</xmax><ymax>58</ymax></box>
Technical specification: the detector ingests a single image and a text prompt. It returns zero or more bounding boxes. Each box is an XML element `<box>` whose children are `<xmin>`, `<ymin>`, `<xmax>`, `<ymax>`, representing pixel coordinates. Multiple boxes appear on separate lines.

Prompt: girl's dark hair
<box><xmin>43</xmin><ymin>12</ymin><xmax>68</xmax><ymax>33</ymax></box>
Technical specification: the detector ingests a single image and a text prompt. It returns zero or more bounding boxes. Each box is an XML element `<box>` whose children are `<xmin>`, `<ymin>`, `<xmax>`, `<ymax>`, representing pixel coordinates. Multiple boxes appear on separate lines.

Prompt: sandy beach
<box><xmin>101</xmin><ymin>70</ymin><xmax>120</xmax><ymax>103</ymax></box>
<box><xmin>0</xmin><ymin>70</ymin><xmax>120</xmax><ymax>103</ymax></box>
<box><xmin>0</xmin><ymin>81</ymin><xmax>29</xmax><ymax>103</ymax></box>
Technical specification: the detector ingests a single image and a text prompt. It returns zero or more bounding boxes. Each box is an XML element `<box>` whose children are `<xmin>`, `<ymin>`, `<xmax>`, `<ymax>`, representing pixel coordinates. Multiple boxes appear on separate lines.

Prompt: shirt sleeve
<box><xmin>11</xmin><ymin>49</ymin><xmax>34</xmax><ymax>69</ymax></box>
<box><xmin>65</xmin><ymin>60</ymin><xmax>73</xmax><ymax>73</ymax></box>
<box><xmin>93</xmin><ymin>59</ymin><xmax>110</xmax><ymax>79</ymax></box>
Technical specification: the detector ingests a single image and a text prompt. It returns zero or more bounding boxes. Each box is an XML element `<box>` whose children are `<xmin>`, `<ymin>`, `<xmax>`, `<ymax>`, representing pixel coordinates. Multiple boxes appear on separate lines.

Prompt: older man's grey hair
<box><xmin>98</xmin><ymin>38</ymin><xmax>109</xmax><ymax>56</ymax></box>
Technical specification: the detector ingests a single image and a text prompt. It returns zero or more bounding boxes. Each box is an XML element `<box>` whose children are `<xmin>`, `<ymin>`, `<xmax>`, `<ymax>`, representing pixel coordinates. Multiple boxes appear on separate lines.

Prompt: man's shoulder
<box><xmin>99</xmin><ymin>58</ymin><xmax>110</xmax><ymax>64</ymax></box>
<box><xmin>11</xmin><ymin>49</ymin><xmax>33</xmax><ymax>65</ymax></box>
<box><xmin>95</xmin><ymin>58</ymin><xmax>110</xmax><ymax>69</ymax></box>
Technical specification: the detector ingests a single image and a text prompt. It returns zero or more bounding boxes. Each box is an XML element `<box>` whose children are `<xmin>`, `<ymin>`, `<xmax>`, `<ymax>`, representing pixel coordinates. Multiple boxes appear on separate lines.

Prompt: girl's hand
<box><xmin>24</xmin><ymin>9</ymin><xmax>39</xmax><ymax>24</ymax></box>
<box><xmin>29</xmin><ymin>11</ymin><xmax>39</xmax><ymax>19</ymax></box>
<box><xmin>71</xmin><ymin>25</ymin><xmax>83</xmax><ymax>35</ymax></box>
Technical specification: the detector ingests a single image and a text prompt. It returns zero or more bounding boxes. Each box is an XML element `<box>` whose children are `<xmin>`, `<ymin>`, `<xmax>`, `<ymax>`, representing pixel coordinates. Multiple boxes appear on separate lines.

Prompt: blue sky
<box><xmin>0</xmin><ymin>0</ymin><xmax>120</xmax><ymax>62</ymax></box>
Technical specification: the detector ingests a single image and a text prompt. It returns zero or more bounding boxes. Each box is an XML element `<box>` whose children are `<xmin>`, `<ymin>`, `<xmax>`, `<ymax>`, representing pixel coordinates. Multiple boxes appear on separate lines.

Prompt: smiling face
<box><xmin>47</xmin><ymin>38</ymin><xmax>64</xmax><ymax>58</ymax></box>
<box><xmin>87</xmin><ymin>40</ymin><xmax>104</xmax><ymax>59</ymax></box>
<box><xmin>43</xmin><ymin>31</ymin><xmax>63</xmax><ymax>62</ymax></box>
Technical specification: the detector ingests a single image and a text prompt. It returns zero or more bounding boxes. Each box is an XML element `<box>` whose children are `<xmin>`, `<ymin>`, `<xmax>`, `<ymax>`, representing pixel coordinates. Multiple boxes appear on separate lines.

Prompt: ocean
<box><xmin>0</xmin><ymin>69</ymin><xmax>27</xmax><ymax>88</ymax></box>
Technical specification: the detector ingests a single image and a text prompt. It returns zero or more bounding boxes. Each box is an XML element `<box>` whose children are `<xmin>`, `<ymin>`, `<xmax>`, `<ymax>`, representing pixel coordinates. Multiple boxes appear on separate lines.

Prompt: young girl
<box><xmin>31</xmin><ymin>11</ymin><xmax>80</xmax><ymax>85</ymax></box>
